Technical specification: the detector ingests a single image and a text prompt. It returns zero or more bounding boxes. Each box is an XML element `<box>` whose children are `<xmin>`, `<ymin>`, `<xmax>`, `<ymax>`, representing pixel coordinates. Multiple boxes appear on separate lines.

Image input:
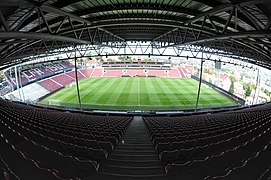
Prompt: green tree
<box><xmin>264</xmin><ymin>88</ymin><xmax>270</xmax><ymax>97</ymax></box>
<box><xmin>228</xmin><ymin>75</ymin><xmax>237</xmax><ymax>94</ymax></box>
<box><xmin>251</xmin><ymin>84</ymin><xmax>256</xmax><ymax>90</ymax></box>
<box><xmin>95</xmin><ymin>56</ymin><xmax>103</xmax><ymax>62</ymax></box>
<box><xmin>229</xmin><ymin>81</ymin><xmax>234</xmax><ymax>94</ymax></box>
<box><xmin>119</xmin><ymin>56</ymin><xmax>131</xmax><ymax>61</ymax></box>
<box><xmin>229</xmin><ymin>75</ymin><xmax>237</xmax><ymax>82</ymax></box>
<box><xmin>243</xmin><ymin>83</ymin><xmax>252</xmax><ymax>97</ymax></box>
<box><xmin>85</xmin><ymin>52</ymin><xmax>92</xmax><ymax>61</ymax></box>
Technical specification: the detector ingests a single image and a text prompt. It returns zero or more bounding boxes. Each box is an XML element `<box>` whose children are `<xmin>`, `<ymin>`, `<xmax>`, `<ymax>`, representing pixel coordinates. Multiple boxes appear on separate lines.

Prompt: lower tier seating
<box><xmin>0</xmin><ymin>99</ymin><xmax>132</xmax><ymax>179</ymax></box>
<box><xmin>144</xmin><ymin>103</ymin><xmax>271</xmax><ymax>179</ymax></box>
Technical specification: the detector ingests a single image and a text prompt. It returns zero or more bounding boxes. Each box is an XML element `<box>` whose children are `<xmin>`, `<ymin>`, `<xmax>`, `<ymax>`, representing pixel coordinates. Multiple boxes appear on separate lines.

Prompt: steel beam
<box><xmin>11</xmin><ymin>7</ymin><xmax>36</xmax><ymax>31</ymax></box>
<box><xmin>58</xmin><ymin>21</ymin><xmax>215</xmax><ymax>37</ymax></box>
<box><xmin>74</xmin><ymin>3</ymin><xmax>199</xmax><ymax>17</ymax></box>
<box><xmin>185</xmin><ymin>0</ymin><xmax>271</xmax><ymax>25</ymax></box>
<box><xmin>0</xmin><ymin>1</ymin><xmax>124</xmax><ymax>42</ymax></box>
<box><xmin>84</xmin><ymin>14</ymin><xmax>188</xmax><ymax>24</ymax></box>
<box><xmin>0</xmin><ymin>32</ymin><xmax>92</xmax><ymax>44</ymax></box>
<box><xmin>186</xmin><ymin>4</ymin><xmax>233</xmax><ymax>25</ymax></box>
<box><xmin>40</xmin><ymin>5</ymin><xmax>91</xmax><ymax>25</ymax></box>
<box><xmin>0</xmin><ymin>0</ymin><xmax>34</xmax><ymax>7</ymax></box>
<box><xmin>0</xmin><ymin>10</ymin><xmax>10</xmax><ymax>31</ymax></box>
<box><xmin>180</xmin><ymin>30</ymin><xmax>271</xmax><ymax>45</ymax></box>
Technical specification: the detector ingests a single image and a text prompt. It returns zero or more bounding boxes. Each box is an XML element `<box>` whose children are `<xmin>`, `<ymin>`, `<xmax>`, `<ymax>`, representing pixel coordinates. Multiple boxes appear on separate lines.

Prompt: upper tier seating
<box><xmin>5</xmin><ymin>62</ymin><xmax>74</xmax><ymax>88</ymax></box>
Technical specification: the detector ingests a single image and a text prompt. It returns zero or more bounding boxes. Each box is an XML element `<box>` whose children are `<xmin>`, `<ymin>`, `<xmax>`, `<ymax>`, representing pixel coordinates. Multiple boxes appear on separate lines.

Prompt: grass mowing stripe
<box><xmin>149</xmin><ymin>78</ymin><xmax>172</xmax><ymax>105</ymax></box>
<box><xmin>167</xmin><ymin>78</ymin><xmax>197</xmax><ymax>106</ymax></box>
<box><xmin>140</xmin><ymin>78</ymin><xmax>150</xmax><ymax>105</ymax></box>
<box><xmin>92</xmin><ymin>78</ymin><xmax>120</xmax><ymax>104</ymax></box>
<box><xmin>157</xmin><ymin>78</ymin><xmax>182</xmax><ymax>106</ymax></box>
<box><xmin>126</xmin><ymin>78</ymin><xmax>140</xmax><ymax>106</ymax></box>
<box><xmin>42</xmin><ymin>86</ymin><xmax>77</xmax><ymax>105</ymax></box>
<box><xmin>162</xmin><ymin>78</ymin><xmax>194</xmax><ymax>106</ymax></box>
<box><xmin>80</xmin><ymin>78</ymin><xmax>112</xmax><ymax>104</ymax></box>
<box><xmin>144</xmin><ymin>78</ymin><xmax>162</xmax><ymax>106</ymax></box>
<box><xmin>117</xmin><ymin>77</ymin><xmax>133</xmax><ymax>106</ymax></box>
<box><xmin>105</xmin><ymin>78</ymin><xmax>129</xmax><ymax>105</ymax></box>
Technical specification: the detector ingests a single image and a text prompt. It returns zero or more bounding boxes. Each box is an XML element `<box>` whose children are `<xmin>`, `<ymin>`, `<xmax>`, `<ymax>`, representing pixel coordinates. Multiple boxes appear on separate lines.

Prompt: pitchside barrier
<box><xmin>191</xmin><ymin>75</ymin><xmax>245</xmax><ymax>106</ymax></box>
<box><xmin>37</xmin><ymin>101</ymin><xmax>237</xmax><ymax>112</ymax></box>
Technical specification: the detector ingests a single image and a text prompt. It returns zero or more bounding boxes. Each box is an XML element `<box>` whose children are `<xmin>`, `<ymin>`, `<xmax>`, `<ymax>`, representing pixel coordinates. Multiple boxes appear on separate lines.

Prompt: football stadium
<box><xmin>0</xmin><ymin>0</ymin><xmax>271</xmax><ymax>180</ymax></box>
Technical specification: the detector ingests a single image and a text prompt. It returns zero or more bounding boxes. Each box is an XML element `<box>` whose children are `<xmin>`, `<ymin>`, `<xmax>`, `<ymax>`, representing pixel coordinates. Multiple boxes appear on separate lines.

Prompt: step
<box><xmin>99</xmin><ymin>164</ymin><xmax>165</xmax><ymax>176</ymax></box>
<box><xmin>120</xmin><ymin>139</ymin><xmax>151</xmax><ymax>143</ymax></box>
<box><xmin>110</xmin><ymin>151</ymin><xmax>157</xmax><ymax>156</ymax></box>
<box><xmin>122</xmin><ymin>137</ymin><xmax>150</xmax><ymax>140</ymax></box>
<box><xmin>101</xmin><ymin>159</ymin><xmax>162</xmax><ymax>167</ymax></box>
<box><xmin>99</xmin><ymin>116</ymin><xmax>165</xmax><ymax>177</ymax></box>
<box><xmin>121</xmin><ymin>137</ymin><xmax>150</xmax><ymax>139</ymax></box>
<box><xmin>113</xmin><ymin>149</ymin><xmax>156</xmax><ymax>153</ymax></box>
<box><xmin>114</xmin><ymin>145</ymin><xmax>155</xmax><ymax>151</ymax></box>
<box><xmin>117</xmin><ymin>141</ymin><xmax>152</xmax><ymax>145</ymax></box>
<box><xmin>116</xmin><ymin>142</ymin><xmax>154</xmax><ymax>146</ymax></box>
<box><xmin>124</xmin><ymin>133</ymin><xmax>148</xmax><ymax>135</ymax></box>
<box><xmin>110</xmin><ymin>154</ymin><xmax>158</xmax><ymax>160</ymax></box>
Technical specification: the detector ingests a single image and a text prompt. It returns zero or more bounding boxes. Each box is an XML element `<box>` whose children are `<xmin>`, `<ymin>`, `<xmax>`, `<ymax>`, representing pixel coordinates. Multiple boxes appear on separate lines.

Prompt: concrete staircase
<box><xmin>98</xmin><ymin>116</ymin><xmax>165</xmax><ymax>177</ymax></box>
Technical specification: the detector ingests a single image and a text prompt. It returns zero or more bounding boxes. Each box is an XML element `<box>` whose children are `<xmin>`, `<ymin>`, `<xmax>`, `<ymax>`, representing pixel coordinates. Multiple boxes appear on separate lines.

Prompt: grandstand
<box><xmin>0</xmin><ymin>98</ymin><xmax>270</xmax><ymax>179</ymax></box>
<box><xmin>4</xmin><ymin>61</ymin><xmax>74</xmax><ymax>89</ymax></box>
<box><xmin>0</xmin><ymin>1</ymin><xmax>271</xmax><ymax>180</ymax></box>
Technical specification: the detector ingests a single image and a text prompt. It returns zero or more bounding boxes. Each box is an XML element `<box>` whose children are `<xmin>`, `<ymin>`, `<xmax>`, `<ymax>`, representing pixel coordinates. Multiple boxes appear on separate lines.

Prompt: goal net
<box><xmin>68</xmin><ymin>82</ymin><xmax>76</xmax><ymax>88</ymax></box>
<box><xmin>49</xmin><ymin>99</ymin><xmax>60</xmax><ymax>106</ymax></box>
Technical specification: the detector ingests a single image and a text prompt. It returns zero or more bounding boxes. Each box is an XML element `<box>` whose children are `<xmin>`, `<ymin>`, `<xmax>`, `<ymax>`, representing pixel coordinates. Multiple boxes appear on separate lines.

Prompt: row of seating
<box><xmin>0</xmin><ymin>99</ymin><xmax>132</xmax><ymax>179</ymax></box>
<box><xmin>153</xmin><ymin>112</ymin><xmax>269</xmax><ymax>153</ymax></box>
<box><xmin>0</xmin><ymin>130</ymin><xmax>88</xmax><ymax>180</ymax></box>
<box><xmin>144</xmin><ymin>103</ymin><xmax>271</xmax><ymax>179</ymax></box>
<box><xmin>0</xmin><ymin>104</ymin><xmax>131</xmax><ymax>159</ymax></box>
<box><xmin>0</xmin><ymin>155</ymin><xmax>19</xmax><ymax>180</ymax></box>
<box><xmin>91</xmin><ymin>67</ymin><xmax>188</xmax><ymax>78</ymax></box>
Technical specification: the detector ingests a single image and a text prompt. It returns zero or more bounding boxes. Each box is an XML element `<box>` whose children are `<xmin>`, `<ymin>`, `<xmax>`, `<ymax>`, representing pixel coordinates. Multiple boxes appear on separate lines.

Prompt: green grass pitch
<box><xmin>39</xmin><ymin>77</ymin><xmax>237</xmax><ymax>111</ymax></box>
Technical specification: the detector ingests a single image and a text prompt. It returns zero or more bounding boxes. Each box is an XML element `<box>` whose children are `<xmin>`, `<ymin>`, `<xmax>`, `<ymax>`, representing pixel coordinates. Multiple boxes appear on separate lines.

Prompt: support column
<box><xmin>74</xmin><ymin>49</ymin><xmax>82</xmax><ymax>110</ymax></box>
<box><xmin>252</xmin><ymin>67</ymin><xmax>260</xmax><ymax>105</ymax></box>
<box><xmin>18</xmin><ymin>66</ymin><xmax>25</xmax><ymax>102</ymax></box>
<box><xmin>14</xmin><ymin>65</ymin><xmax>22</xmax><ymax>101</ymax></box>
<box><xmin>195</xmin><ymin>48</ymin><xmax>204</xmax><ymax>111</ymax></box>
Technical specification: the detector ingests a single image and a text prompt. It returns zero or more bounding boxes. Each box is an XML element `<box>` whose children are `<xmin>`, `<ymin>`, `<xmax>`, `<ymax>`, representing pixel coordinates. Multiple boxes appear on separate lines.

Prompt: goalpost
<box><xmin>48</xmin><ymin>99</ymin><xmax>60</xmax><ymax>106</ymax></box>
<box><xmin>68</xmin><ymin>82</ymin><xmax>76</xmax><ymax>88</ymax></box>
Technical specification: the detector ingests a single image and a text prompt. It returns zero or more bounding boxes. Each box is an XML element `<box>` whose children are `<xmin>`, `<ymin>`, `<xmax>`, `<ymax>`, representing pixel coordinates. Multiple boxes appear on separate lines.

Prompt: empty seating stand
<box><xmin>144</xmin><ymin>103</ymin><xmax>271</xmax><ymax>179</ymax></box>
<box><xmin>0</xmin><ymin>97</ymin><xmax>270</xmax><ymax>180</ymax></box>
<box><xmin>0</xmin><ymin>99</ymin><xmax>132</xmax><ymax>179</ymax></box>
<box><xmin>39</xmin><ymin>79</ymin><xmax>62</xmax><ymax>92</ymax></box>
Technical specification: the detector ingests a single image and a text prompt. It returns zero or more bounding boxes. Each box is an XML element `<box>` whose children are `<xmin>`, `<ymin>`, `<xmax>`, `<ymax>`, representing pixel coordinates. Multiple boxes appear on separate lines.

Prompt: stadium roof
<box><xmin>0</xmin><ymin>0</ymin><xmax>271</xmax><ymax>69</ymax></box>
